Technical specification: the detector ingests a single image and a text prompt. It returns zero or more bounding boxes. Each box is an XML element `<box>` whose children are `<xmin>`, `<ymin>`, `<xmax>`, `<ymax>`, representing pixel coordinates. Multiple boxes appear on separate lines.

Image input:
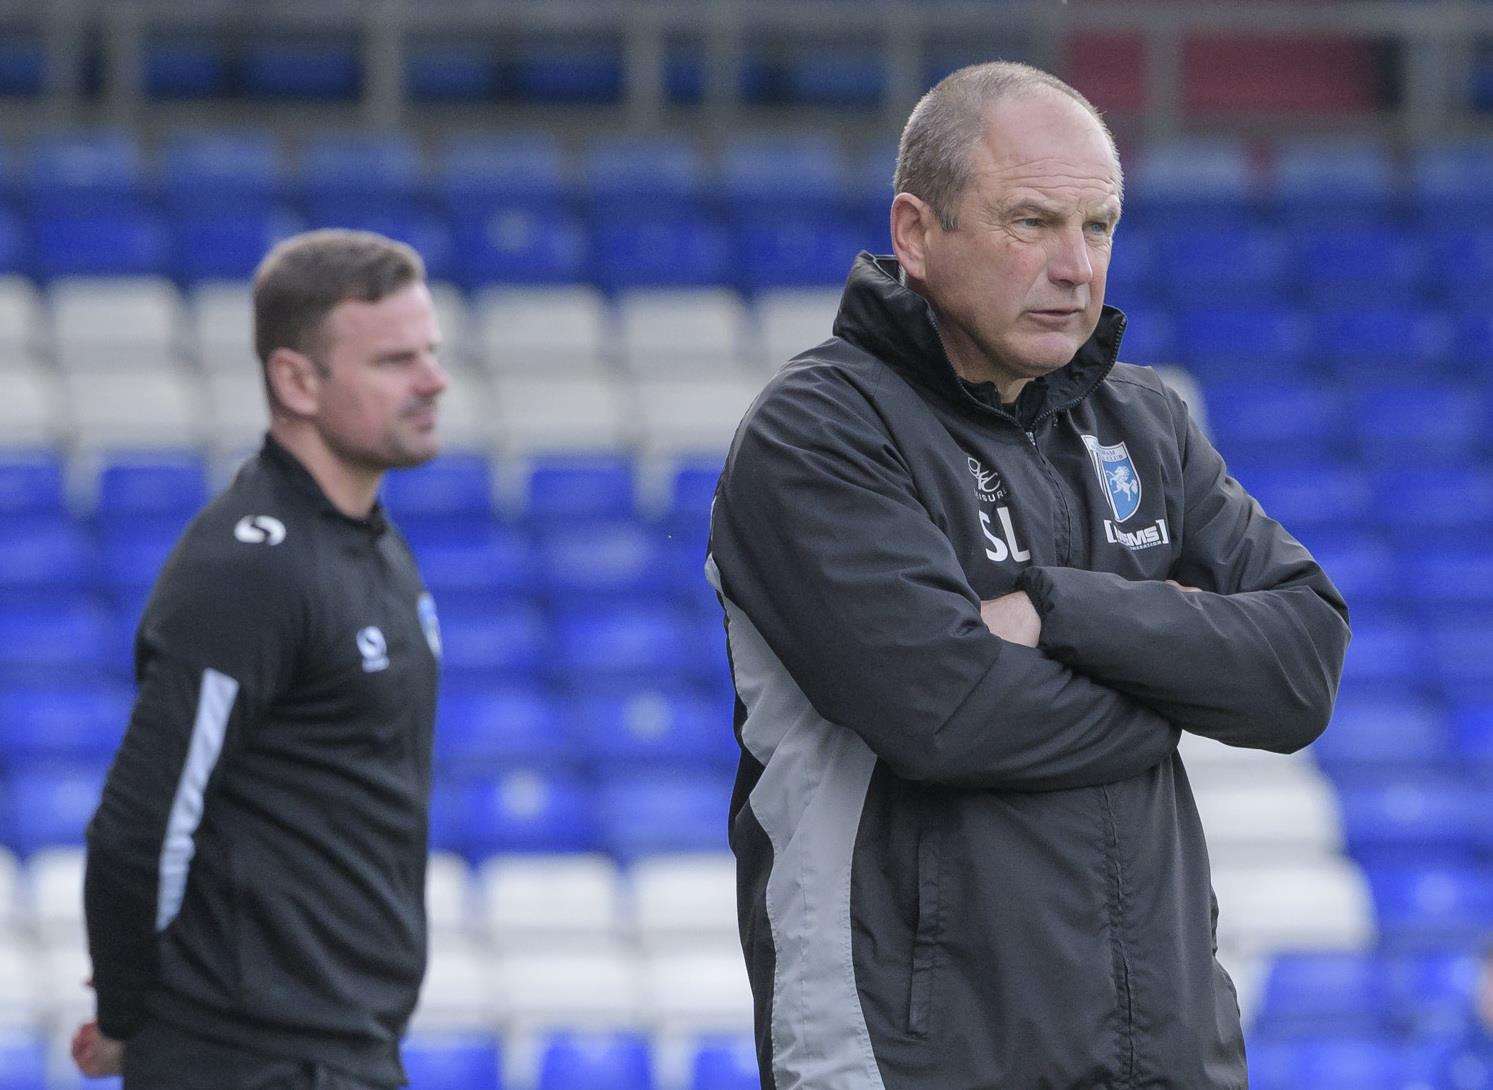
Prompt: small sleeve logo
<box><xmin>233</xmin><ymin>515</ymin><xmax>287</xmax><ymax>546</ymax></box>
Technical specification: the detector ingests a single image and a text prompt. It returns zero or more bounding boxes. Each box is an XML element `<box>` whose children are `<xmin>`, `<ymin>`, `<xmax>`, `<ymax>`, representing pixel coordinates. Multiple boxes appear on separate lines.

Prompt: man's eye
<box><xmin>1087</xmin><ymin>221</ymin><xmax>1112</xmax><ymax>235</ymax></box>
<box><xmin>1018</xmin><ymin>218</ymin><xmax>1044</xmax><ymax>228</ymax></box>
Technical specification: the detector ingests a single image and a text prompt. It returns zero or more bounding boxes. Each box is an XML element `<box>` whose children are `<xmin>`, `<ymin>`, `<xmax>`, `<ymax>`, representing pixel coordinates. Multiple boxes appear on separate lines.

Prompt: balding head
<box><xmin>894</xmin><ymin>61</ymin><xmax>1122</xmax><ymax>232</ymax></box>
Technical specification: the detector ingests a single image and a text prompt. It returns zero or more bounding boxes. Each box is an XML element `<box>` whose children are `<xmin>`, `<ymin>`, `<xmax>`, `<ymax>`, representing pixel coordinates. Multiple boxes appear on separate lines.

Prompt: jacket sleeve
<box><xmin>710</xmin><ymin>369</ymin><xmax>1179</xmax><ymax>792</ymax></box>
<box><xmin>84</xmin><ymin>534</ymin><xmax>303</xmax><ymax>1039</ymax></box>
<box><xmin>1018</xmin><ymin>384</ymin><xmax>1350</xmax><ymax>755</ymax></box>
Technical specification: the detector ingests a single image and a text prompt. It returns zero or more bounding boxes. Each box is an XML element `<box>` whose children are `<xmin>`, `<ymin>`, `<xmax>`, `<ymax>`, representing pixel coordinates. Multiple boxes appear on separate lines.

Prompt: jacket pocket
<box><xmin>907</xmin><ymin>821</ymin><xmax>942</xmax><ymax>1038</ymax></box>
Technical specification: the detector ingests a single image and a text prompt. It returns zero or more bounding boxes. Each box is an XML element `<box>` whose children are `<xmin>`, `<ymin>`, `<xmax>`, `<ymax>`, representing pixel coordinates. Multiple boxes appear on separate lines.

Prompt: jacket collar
<box><xmin>260</xmin><ymin>432</ymin><xmax>389</xmax><ymax>537</ymax></box>
<box><xmin>831</xmin><ymin>252</ymin><xmax>1126</xmax><ymax>424</ymax></box>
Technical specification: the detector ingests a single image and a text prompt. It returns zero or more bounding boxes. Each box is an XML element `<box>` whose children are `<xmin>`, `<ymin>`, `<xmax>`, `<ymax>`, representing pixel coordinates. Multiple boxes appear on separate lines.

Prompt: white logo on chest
<box><xmin>233</xmin><ymin>515</ymin><xmax>286</xmax><ymax>545</ymax></box>
<box><xmin>356</xmin><ymin>626</ymin><xmax>390</xmax><ymax>673</ymax></box>
<box><xmin>967</xmin><ymin>457</ymin><xmax>1028</xmax><ymax>564</ymax></box>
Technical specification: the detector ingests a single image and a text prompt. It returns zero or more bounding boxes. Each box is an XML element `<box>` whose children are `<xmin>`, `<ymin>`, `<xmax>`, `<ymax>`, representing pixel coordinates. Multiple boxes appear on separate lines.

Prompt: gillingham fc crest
<box><xmin>1081</xmin><ymin>435</ymin><xmax>1142</xmax><ymax>524</ymax></box>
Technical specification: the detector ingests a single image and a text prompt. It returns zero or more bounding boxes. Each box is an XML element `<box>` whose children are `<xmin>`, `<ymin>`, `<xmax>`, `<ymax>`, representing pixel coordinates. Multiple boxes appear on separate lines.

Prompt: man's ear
<box><xmin>890</xmin><ymin>193</ymin><xmax>938</xmax><ymax>282</ymax></box>
<box><xmin>265</xmin><ymin>347</ymin><xmax>322</xmax><ymax>418</ymax></box>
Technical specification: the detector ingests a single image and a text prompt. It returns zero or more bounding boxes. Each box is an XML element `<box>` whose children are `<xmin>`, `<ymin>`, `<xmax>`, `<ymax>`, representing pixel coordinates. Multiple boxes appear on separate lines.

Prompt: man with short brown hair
<box><xmin>75</xmin><ymin>228</ymin><xmax>447</xmax><ymax>1088</ymax></box>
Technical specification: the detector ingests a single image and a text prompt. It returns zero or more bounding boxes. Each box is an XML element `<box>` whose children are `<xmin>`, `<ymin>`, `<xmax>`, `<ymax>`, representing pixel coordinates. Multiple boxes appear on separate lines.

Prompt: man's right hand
<box><xmin>71</xmin><ymin>1021</ymin><xmax>124</xmax><ymax>1078</ymax></box>
<box><xmin>980</xmin><ymin>590</ymin><xmax>1041</xmax><ymax>648</ymax></box>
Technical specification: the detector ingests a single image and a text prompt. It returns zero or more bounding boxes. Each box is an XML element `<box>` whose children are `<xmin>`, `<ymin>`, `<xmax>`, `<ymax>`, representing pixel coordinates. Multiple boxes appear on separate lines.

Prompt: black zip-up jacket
<box><xmin>707</xmin><ymin>254</ymin><xmax>1350</xmax><ymax>1090</ymax></box>
<box><xmin>85</xmin><ymin>434</ymin><xmax>440</xmax><ymax>1087</ymax></box>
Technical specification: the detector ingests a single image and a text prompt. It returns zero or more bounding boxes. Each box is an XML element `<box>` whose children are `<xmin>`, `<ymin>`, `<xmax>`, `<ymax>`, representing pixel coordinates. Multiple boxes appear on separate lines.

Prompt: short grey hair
<box><xmin>893</xmin><ymin>61</ymin><xmax>1121</xmax><ymax>231</ymax></box>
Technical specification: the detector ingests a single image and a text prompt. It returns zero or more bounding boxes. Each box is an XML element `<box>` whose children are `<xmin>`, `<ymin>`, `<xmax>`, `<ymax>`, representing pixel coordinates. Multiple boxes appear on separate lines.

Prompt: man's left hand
<box><xmin>71</xmin><ymin>1021</ymin><xmax>124</xmax><ymax>1077</ymax></box>
<box><xmin>980</xmin><ymin>591</ymin><xmax>1041</xmax><ymax>647</ymax></box>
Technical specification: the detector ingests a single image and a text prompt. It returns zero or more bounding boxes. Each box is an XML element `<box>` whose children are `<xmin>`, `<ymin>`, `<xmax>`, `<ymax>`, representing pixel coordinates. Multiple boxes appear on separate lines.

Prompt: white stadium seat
<box><xmin>473</xmin><ymin>285</ymin><xmax>611</xmax><ymax>376</ymax></box>
<box><xmin>433</xmin><ymin>365</ymin><xmax>496</xmax><ymax>451</ymax></box>
<box><xmin>643</xmin><ymin>948</ymin><xmax>754</xmax><ymax>1034</ymax></box>
<box><xmin>427</xmin><ymin>281</ymin><xmax>474</xmax><ymax>366</ymax></box>
<box><xmin>629</xmin><ymin>853</ymin><xmax>738</xmax><ymax>952</ymax></box>
<box><xmin>425</xmin><ymin>852</ymin><xmax>477</xmax><ymax>941</ymax></box>
<box><xmin>633</xmin><ymin>376</ymin><xmax>763</xmax><ymax>457</ymax></box>
<box><xmin>491</xmin><ymin>373</ymin><xmax>634</xmax><ymax>453</ymax></box>
<box><xmin>480</xmin><ymin>854</ymin><xmax>625</xmax><ymax>950</ymax></box>
<box><xmin>496</xmin><ymin>945</ymin><xmax>643</xmax><ymax>1031</ymax></box>
<box><xmin>411</xmin><ymin>936</ymin><xmax>501</xmax><ymax>1031</ymax></box>
<box><xmin>188</xmin><ymin>281</ymin><xmax>257</xmax><ymax>373</ymax></box>
<box><xmin>753</xmin><ymin>288</ymin><xmax>842</xmax><ymax>372</ymax></box>
<box><xmin>65</xmin><ymin>369</ymin><xmax>204</xmax><ymax>449</ymax></box>
<box><xmin>1212</xmin><ymin>858</ymin><xmax>1376</xmax><ymax>957</ymax></box>
<box><xmin>24</xmin><ymin>848</ymin><xmax>86</xmax><ymax>948</ymax></box>
<box><xmin>203</xmin><ymin>371</ymin><xmax>271</xmax><ymax>454</ymax></box>
<box><xmin>617</xmin><ymin>289</ymin><xmax>751</xmax><ymax>378</ymax></box>
<box><xmin>51</xmin><ymin>277</ymin><xmax>184</xmax><ymax>372</ymax></box>
<box><xmin>0</xmin><ymin>848</ymin><xmax>19</xmax><ymax>932</ymax></box>
<box><xmin>38</xmin><ymin>939</ymin><xmax>93</xmax><ymax>1023</ymax></box>
<box><xmin>0</xmin><ymin>275</ymin><xmax>47</xmax><ymax>362</ymax></box>
<box><xmin>1193</xmin><ymin>780</ymin><xmax>1345</xmax><ymax>864</ymax></box>
<box><xmin>0</xmin><ymin>367</ymin><xmax>62</xmax><ymax>447</ymax></box>
<box><xmin>0</xmin><ymin>944</ymin><xmax>39</xmax><ymax>1027</ymax></box>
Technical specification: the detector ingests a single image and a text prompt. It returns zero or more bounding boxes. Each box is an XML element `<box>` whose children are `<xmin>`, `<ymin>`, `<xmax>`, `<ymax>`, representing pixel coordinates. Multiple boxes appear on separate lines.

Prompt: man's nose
<box><xmin>1047</xmin><ymin>226</ymin><xmax>1095</xmax><ymax>287</ymax></box>
<box><xmin>417</xmin><ymin>354</ymin><xmax>449</xmax><ymax>396</ymax></box>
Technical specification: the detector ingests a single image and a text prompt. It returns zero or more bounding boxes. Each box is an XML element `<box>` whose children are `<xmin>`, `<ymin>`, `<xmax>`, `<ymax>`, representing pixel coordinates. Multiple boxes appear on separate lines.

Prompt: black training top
<box><xmin>85</xmin><ymin>434</ymin><xmax>440</xmax><ymax>1087</ymax></box>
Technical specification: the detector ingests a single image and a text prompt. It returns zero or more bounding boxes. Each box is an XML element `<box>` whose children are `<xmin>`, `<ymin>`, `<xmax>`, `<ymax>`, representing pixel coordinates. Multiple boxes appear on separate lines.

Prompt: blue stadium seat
<box><xmin>0</xmin><ymin>598</ymin><xmax>115</xmax><ymax>682</ymax></box>
<box><xmin>537</xmin><ymin>522</ymin><xmax>670</xmax><ymax>601</ymax></box>
<box><xmin>1433</xmin><ymin>228</ymin><xmax>1493</xmax><ymax>319</ymax></box>
<box><xmin>144</xmin><ymin>38</ymin><xmax>227</xmax><ymax>98</ymax></box>
<box><xmin>1108</xmin><ymin>304</ymin><xmax>1176</xmax><ymax>366</ymax></box>
<box><xmin>525</xmin><ymin>455</ymin><xmax>637</xmax><ymax>523</ymax></box>
<box><xmin>1409</xmin><ymin>141</ymin><xmax>1493</xmax><ymax>221</ymax></box>
<box><xmin>720</xmin><ymin>136</ymin><xmax>847</xmax><ymax>215</ymax></box>
<box><xmin>1336</xmin><ymin>619</ymin><xmax>1428</xmax><ymax>691</ymax></box>
<box><xmin>403</xmin><ymin>1033</ymin><xmax>502</xmax><ymax>1090</ymax></box>
<box><xmin>1383</xmin><ymin>950</ymin><xmax>1483</xmax><ymax>1039</ymax></box>
<box><xmin>1305</xmin><ymin>536</ymin><xmax>1396</xmax><ymax>610</ymax></box>
<box><xmin>31</xmin><ymin>208</ymin><xmax>169</xmax><ymax>278</ymax></box>
<box><xmin>1126</xmin><ymin>137</ymin><xmax>1257</xmax><ymax>227</ymax></box>
<box><xmin>1313</xmin><ymin>688</ymin><xmax>1450</xmax><ymax>769</ymax></box>
<box><xmin>96</xmin><ymin>516</ymin><xmax>189</xmax><ymax>596</ymax></box>
<box><xmin>400</xmin><ymin>522</ymin><xmax>535</xmax><ymax>598</ymax></box>
<box><xmin>435</xmin><ymin>683</ymin><xmax>570</xmax><ymax>767</ymax></box>
<box><xmin>451</xmin><ymin>207</ymin><xmax>589</xmax><ymax>287</ymax></box>
<box><xmin>569</xmin><ymin>686</ymin><xmax>733</xmax><ymax>768</ymax></box>
<box><xmin>407</xmin><ymin>46</ymin><xmax>502</xmax><ymax>102</ymax></box>
<box><xmin>1425</xmin><ymin>617</ymin><xmax>1493</xmax><ymax>702</ymax></box>
<box><xmin>783</xmin><ymin>49</ymin><xmax>885</xmax><ymax>108</ymax></box>
<box><xmin>1402</xmin><ymin>553</ymin><xmax>1493</xmax><ymax>613</ymax></box>
<box><xmin>666</xmin><ymin>459</ymin><xmax>724</xmax><ymax>523</ymax></box>
<box><xmin>305</xmin><ymin>208</ymin><xmax>455</xmax><ymax>283</ymax></box>
<box><xmin>1270</xmin><ymin>139</ymin><xmax>1399</xmax><ymax>225</ymax></box>
<box><xmin>0</xmin><ymin>761</ymin><xmax>106</xmax><ymax>854</ymax></box>
<box><xmin>381</xmin><ymin>453</ymin><xmax>495</xmax><ymax>520</ymax></box>
<box><xmin>0</xmin><ymin>453</ymin><xmax>65</xmax><ymax>516</ymax></box>
<box><xmin>300</xmin><ymin>134</ymin><xmax>424</xmax><ymax>220</ymax></box>
<box><xmin>595</xmin><ymin>768</ymin><xmax>731</xmax><ymax>858</ymax></box>
<box><xmin>1229</xmin><ymin>464</ymin><xmax>1372</xmax><ymax>535</ymax></box>
<box><xmin>1352</xmin><ymin>384</ymin><xmax>1483</xmax><ymax>467</ymax></box>
<box><xmin>1369</xmin><ymin>863</ymin><xmax>1493</xmax><ymax>949</ymax></box>
<box><xmin>842</xmin><ymin>141</ymin><xmax>898</xmax><ymax>240</ymax></box>
<box><xmin>437</xmin><ymin>134</ymin><xmax>569</xmax><ymax>215</ymax></box>
<box><xmin>173</xmin><ymin>209</ymin><xmax>297</xmax><ymax>281</ymax></box>
<box><xmin>584</xmin><ymin>137</ymin><xmax>708</xmax><ymax>215</ymax></box>
<box><xmin>514</xmin><ymin>45</ymin><xmax>623</xmax><ymax>105</ymax></box>
<box><xmin>162</xmin><ymin>130</ymin><xmax>282</xmax><ymax>212</ymax></box>
<box><xmin>1339</xmin><ymin>775</ymin><xmax>1480</xmax><ymax>866</ymax></box>
<box><xmin>1248</xmin><ymin>1035</ymin><xmax>1423</xmax><ymax>1090</ymax></box>
<box><xmin>0</xmin><ymin>515</ymin><xmax>94</xmax><ymax>594</ymax></box>
<box><xmin>1205</xmin><ymin>381</ymin><xmax>1350</xmax><ymax>466</ymax></box>
<box><xmin>1254</xmin><ymin>951</ymin><xmax>1387</xmax><ymax>1037</ymax></box>
<box><xmin>0</xmin><ymin>39</ymin><xmax>45</xmax><ymax>96</ymax></box>
<box><xmin>0</xmin><ymin>206</ymin><xmax>25</xmax><ymax>274</ymax></box>
<box><xmin>1456</xmin><ymin>311</ymin><xmax>1493</xmax><ymax>380</ymax></box>
<box><xmin>25</xmin><ymin>130</ymin><xmax>144</xmax><ymax>216</ymax></box>
<box><xmin>1311</xmin><ymin>306</ymin><xmax>1455</xmax><ymax>379</ymax></box>
<box><xmin>436</xmin><ymin>602</ymin><xmax>548</xmax><ymax>680</ymax></box>
<box><xmin>736</xmin><ymin>213</ymin><xmax>868</xmax><ymax>291</ymax></box>
<box><xmin>593</xmin><ymin>215</ymin><xmax>731</xmax><ymax>289</ymax></box>
<box><xmin>0</xmin><ymin>683</ymin><xmax>130</xmax><ymax>763</ymax></box>
<box><xmin>691</xmin><ymin>1035</ymin><xmax>760</xmax><ymax>1090</ymax></box>
<box><xmin>463</xmin><ymin>769</ymin><xmax>598</xmax><ymax>856</ymax></box>
<box><xmin>552</xmin><ymin>602</ymin><xmax>699</xmax><ymax>681</ymax></box>
<box><xmin>1373</xmin><ymin>468</ymin><xmax>1493</xmax><ymax>545</ymax></box>
<box><xmin>1173</xmin><ymin>305</ymin><xmax>1312</xmax><ymax>381</ymax></box>
<box><xmin>1153</xmin><ymin>223</ymin><xmax>1291</xmax><ymax>305</ymax></box>
<box><xmin>95</xmin><ymin>453</ymin><xmax>209</xmax><ymax>519</ymax></box>
<box><xmin>537</xmin><ymin>1031</ymin><xmax>653</xmax><ymax>1090</ymax></box>
<box><xmin>1102</xmin><ymin>224</ymin><xmax>1161</xmax><ymax>311</ymax></box>
<box><xmin>1294</xmin><ymin>228</ymin><xmax>1431</xmax><ymax>308</ymax></box>
<box><xmin>1453</xmin><ymin>702</ymin><xmax>1493</xmax><ymax>765</ymax></box>
<box><xmin>241</xmin><ymin>40</ymin><xmax>360</xmax><ymax>100</ymax></box>
<box><xmin>0</xmin><ymin>1029</ymin><xmax>47</xmax><ymax>1090</ymax></box>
